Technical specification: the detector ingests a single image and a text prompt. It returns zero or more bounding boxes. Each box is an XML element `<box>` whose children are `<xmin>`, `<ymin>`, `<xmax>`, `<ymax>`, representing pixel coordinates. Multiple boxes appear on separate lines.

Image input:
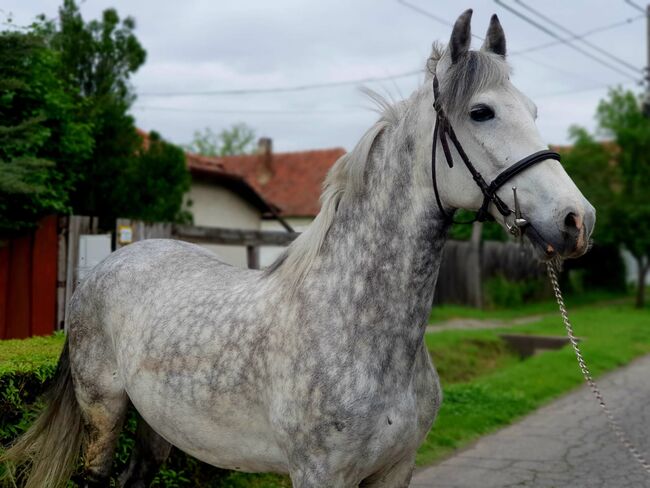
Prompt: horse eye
<box><xmin>470</xmin><ymin>105</ymin><xmax>495</xmax><ymax>122</ymax></box>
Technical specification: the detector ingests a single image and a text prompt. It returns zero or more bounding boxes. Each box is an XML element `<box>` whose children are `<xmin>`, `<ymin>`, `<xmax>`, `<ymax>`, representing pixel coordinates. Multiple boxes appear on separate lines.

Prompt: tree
<box><xmin>34</xmin><ymin>0</ymin><xmax>190</xmax><ymax>225</ymax></box>
<box><xmin>596</xmin><ymin>88</ymin><xmax>650</xmax><ymax>307</ymax></box>
<box><xmin>560</xmin><ymin>127</ymin><xmax>626</xmax><ymax>292</ymax></box>
<box><xmin>565</xmin><ymin>88</ymin><xmax>650</xmax><ymax>307</ymax></box>
<box><xmin>185</xmin><ymin>123</ymin><xmax>256</xmax><ymax>157</ymax></box>
<box><xmin>116</xmin><ymin>131</ymin><xmax>191</xmax><ymax>223</ymax></box>
<box><xmin>39</xmin><ymin>0</ymin><xmax>148</xmax><ymax>222</ymax></box>
<box><xmin>0</xmin><ymin>30</ymin><xmax>93</xmax><ymax>234</ymax></box>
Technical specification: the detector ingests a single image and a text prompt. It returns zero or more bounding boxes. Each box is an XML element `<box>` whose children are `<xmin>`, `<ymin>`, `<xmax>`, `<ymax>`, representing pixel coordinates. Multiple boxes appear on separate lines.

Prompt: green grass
<box><xmin>416</xmin><ymin>302</ymin><xmax>650</xmax><ymax>465</ymax></box>
<box><xmin>429</xmin><ymin>289</ymin><xmax>628</xmax><ymax>323</ymax></box>
<box><xmin>425</xmin><ymin>332</ymin><xmax>519</xmax><ymax>384</ymax></box>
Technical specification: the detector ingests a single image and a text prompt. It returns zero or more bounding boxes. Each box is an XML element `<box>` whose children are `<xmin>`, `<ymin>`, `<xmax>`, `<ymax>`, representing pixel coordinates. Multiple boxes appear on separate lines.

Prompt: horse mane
<box><xmin>264</xmin><ymin>91</ymin><xmax>404</xmax><ymax>290</ymax></box>
<box><xmin>426</xmin><ymin>41</ymin><xmax>510</xmax><ymax>121</ymax></box>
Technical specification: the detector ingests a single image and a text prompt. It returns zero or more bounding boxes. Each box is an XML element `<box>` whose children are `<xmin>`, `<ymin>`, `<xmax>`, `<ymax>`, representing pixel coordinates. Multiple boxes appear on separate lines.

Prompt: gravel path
<box><xmin>425</xmin><ymin>315</ymin><xmax>543</xmax><ymax>333</ymax></box>
<box><xmin>411</xmin><ymin>354</ymin><xmax>650</xmax><ymax>487</ymax></box>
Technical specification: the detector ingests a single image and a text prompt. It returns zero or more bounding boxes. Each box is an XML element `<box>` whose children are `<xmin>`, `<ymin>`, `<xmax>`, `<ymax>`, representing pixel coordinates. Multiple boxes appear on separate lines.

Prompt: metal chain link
<box><xmin>547</xmin><ymin>261</ymin><xmax>650</xmax><ymax>476</ymax></box>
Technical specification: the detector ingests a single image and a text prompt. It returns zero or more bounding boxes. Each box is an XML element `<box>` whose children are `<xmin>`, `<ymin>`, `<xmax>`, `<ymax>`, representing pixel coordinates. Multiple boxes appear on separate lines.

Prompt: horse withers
<box><xmin>2</xmin><ymin>10</ymin><xmax>594</xmax><ymax>488</ymax></box>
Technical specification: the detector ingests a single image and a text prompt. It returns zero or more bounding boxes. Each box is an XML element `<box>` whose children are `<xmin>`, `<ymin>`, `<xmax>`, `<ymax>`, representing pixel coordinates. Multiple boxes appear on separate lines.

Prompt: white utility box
<box><xmin>77</xmin><ymin>234</ymin><xmax>112</xmax><ymax>282</ymax></box>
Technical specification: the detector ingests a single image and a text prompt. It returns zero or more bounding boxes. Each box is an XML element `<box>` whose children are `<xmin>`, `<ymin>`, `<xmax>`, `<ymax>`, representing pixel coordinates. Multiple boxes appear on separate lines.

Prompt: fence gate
<box><xmin>0</xmin><ymin>216</ymin><xmax>58</xmax><ymax>339</ymax></box>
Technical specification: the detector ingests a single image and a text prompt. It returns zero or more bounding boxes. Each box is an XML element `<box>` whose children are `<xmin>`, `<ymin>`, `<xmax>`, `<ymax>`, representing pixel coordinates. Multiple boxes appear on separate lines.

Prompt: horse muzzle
<box><xmin>525</xmin><ymin>205</ymin><xmax>595</xmax><ymax>260</ymax></box>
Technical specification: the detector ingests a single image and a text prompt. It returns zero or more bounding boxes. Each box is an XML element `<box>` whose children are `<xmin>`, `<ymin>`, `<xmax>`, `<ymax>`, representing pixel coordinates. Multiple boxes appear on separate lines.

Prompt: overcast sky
<box><xmin>4</xmin><ymin>0</ymin><xmax>647</xmax><ymax>152</ymax></box>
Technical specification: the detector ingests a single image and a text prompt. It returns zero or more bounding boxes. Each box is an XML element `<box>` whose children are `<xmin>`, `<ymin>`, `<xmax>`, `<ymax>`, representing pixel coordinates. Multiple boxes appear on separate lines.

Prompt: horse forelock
<box><xmin>427</xmin><ymin>42</ymin><xmax>510</xmax><ymax>121</ymax></box>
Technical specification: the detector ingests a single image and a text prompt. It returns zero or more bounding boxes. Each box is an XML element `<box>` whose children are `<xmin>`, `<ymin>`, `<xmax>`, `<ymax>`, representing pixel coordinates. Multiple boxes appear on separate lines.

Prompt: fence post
<box><xmin>56</xmin><ymin>216</ymin><xmax>68</xmax><ymax>330</ymax></box>
<box><xmin>467</xmin><ymin>221</ymin><xmax>483</xmax><ymax>308</ymax></box>
<box><xmin>64</xmin><ymin>216</ymin><xmax>93</xmax><ymax>328</ymax></box>
<box><xmin>247</xmin><ymin>245</ymin><xmax>260</xmax><ymax>269</ymax></box>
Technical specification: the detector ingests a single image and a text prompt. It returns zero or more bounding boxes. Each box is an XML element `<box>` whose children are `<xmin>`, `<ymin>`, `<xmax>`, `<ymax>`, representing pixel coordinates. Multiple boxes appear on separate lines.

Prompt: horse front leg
<box><xmin>359</xmin><ymin>456</ymin><xmax>416</xmax><ymax>488</ymax></box>
<box><xmin>288</xmin><ymin>459</ymin><xmax>356</xmax><ymax>488</ymax></box>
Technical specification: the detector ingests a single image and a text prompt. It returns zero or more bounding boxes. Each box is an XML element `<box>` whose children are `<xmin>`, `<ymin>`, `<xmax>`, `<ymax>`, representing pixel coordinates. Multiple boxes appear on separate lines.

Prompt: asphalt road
<box><xmin>411</xmin><ymin>354</ymin><xmax>650</xmax><ymax>488</ymax></box>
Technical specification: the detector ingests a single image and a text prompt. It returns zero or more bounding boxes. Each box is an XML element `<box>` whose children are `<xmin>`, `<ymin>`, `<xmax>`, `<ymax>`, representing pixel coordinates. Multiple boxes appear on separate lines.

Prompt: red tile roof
<box><xmin>137</xmin><ymin>129</ymin><xmax>345</xmax><ymax>217</ymax></box>
<box><xmin>197</xmin><ymin>148</ymin><xmax>346</xmax><ymax>217</ymax></box>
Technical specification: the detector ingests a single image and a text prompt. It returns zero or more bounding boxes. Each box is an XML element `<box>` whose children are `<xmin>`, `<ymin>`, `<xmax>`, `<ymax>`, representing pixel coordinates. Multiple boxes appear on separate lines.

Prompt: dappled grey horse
<box><xmin>3</xmin><ymin>10</ymin><xmax>595</xmax><ymax>488</ymax></box>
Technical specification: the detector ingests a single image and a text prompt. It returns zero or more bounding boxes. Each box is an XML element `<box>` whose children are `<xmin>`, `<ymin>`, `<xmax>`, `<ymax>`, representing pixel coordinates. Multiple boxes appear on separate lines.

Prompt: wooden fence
<box><xmin>115</xmin><ymin>219</ymin><xmax>299</xmax><ymax>269</ymax></box>
<box><xmin>116</xmin><ymin>219</ymin><xmax>541</xmax><ymax>307</ymax></box>
<box><xmin>1</xmin><ymin>215</ymin><xmax>545</xmax><ymax>339</ymax></box>
<box><xmin>434</xmin><ymin>237</ymin><xmax>546</xmax><ymax>306</ymax></box>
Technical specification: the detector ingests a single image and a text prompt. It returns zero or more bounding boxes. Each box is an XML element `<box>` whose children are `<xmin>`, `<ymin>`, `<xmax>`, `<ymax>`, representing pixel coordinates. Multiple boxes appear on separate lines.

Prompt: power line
<box><xmin>396</xmin><ymin>0</ymin><xmax>605</xmax><ymax>84</ymax></box>
<box><xmin>624</xmin><ymin>0</ymin><xmax>646</xmax><ymax>14</ymax></box>
<box><xmin>396</xmin><ymin>0</ymin><xmax>485</xmax><ymax>41</ymax></box>
<box><xmin>494</xmin><ymin>0</ymin><xmax>641</xmax><ymax>82</ymax></box>
<box><xmin>514</xmin><ymin>0</ymin><xmax>641</xmax><ymax>74</ymax></box>
<box><xmin>133</xmin><ymin>80</ymin><xmax>634</xmax><ymax>116</ymax></box>
<box><xmin>133</xmin><ymin>105</ymin><xmax>355</xmax><ymax>114</ymax></box>
<box><xmin>511</xmin><ymin>14</ymin><xmax>644</xmax><ymax>56</ymax></box>
<box><xmin>533</xmin><ymin>79</ymin><xmax>636</xmax><ymax>99</ymax></box>
<box><xmin>138</xmin><ymin>70</ymin><xmax>421</xmax><ymax>97</ymax></box>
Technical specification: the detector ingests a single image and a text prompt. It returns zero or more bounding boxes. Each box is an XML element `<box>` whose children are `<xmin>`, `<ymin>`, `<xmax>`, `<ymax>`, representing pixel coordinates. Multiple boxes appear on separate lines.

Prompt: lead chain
<box><xmin>546</xmin><ymin>261</ymin><xmax>650</xmax><ymax>476</ymax></box>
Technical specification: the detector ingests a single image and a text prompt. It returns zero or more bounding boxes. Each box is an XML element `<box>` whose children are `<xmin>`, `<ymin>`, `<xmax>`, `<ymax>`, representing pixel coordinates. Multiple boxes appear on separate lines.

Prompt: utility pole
<box><xmin>645</xmin><ymin>3</ymin><xmax>650</xmax><ymax>115</ymax></box>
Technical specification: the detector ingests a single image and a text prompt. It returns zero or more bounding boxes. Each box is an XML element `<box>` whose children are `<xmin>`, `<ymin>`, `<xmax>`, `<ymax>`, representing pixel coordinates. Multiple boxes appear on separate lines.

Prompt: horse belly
<box><xmin>125</xmin><ymin>375</ymin><xmax>288</xmax><ymax>473</ymax></box>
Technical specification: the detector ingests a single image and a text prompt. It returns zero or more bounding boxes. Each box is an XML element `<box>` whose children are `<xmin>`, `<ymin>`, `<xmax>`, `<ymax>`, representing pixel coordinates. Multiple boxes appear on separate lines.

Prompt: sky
<box><xmin>3</xmin><ymin>0</ymin><xmax>647</xmax><ymax>152</ymax></box>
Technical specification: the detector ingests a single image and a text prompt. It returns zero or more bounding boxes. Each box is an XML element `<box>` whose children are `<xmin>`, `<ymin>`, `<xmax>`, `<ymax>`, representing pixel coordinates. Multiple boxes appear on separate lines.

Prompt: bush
<box><xmin>0</xmin><ymin>334</ymin><xmax>290</xmax><ymax>487</ymax></box>
<box><xmin>483</xmin><ymin>274</ymin><xmax>548</xmax><ymax>308</ymax></box>
<box><xmin>0</xmin><ymin>334</ymin><xmax>63</xmax><ymax>445</ymax></box>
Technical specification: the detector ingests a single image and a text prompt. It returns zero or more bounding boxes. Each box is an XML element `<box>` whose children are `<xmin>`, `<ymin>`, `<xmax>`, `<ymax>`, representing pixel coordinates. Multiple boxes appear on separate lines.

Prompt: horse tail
<box><xmin>1</xmin><ymin>339</ymin><xmax>84</xmax><ymax>488</ymax></box>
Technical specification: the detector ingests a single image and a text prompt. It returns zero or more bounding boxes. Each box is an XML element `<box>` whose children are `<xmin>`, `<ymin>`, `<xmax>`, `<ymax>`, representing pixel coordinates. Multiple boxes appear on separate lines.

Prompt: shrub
<box><xmin>484</xmin><ymin>274</ymin><xmax>548</xmax><ymax>308</ymax></box>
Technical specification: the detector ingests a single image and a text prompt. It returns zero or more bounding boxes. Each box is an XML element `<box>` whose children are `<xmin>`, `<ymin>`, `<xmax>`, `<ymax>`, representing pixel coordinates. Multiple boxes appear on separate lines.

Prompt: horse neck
<box><xmin>306</xmin><ymin>115</ymin><xmax>449</xmax><ymax>369</ymax></box>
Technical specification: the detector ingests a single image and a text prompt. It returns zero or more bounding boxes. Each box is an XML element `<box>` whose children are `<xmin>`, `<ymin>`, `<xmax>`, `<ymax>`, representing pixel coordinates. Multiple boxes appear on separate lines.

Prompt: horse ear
<box><xmin>482</xmin><ymin>14</ymin><xmax>506</xmax><ymax>56</ymax></box>
<box><xmin>449</xmin><ymin>9</ymin><xmax>473</xmax><ymax>64</ymax></box>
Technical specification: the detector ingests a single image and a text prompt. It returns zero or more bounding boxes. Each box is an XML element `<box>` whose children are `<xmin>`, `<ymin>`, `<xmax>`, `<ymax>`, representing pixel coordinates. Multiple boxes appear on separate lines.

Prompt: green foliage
<box><xmin>0</xmin><ymin>31</ymin><xmax>93</xmax><ymax>234</ymax></box>
<box><xmin>0</xmin><ymin>334</ymin><xmax>63</xmax><ymax>444</ymax></box>
<box><xmin>483</xmin><ymin>274</ymin><xmax>547</xmax><ymax>309</ymax></box>
<box><xmin>40</xmin><ymin>0</ymin><xmax>150</xmax><ymax>222</ymax></box>
<box><xmin>448</xmin><ymin>211</ymin><xmax>507</xmax><ymax>241</ymax></box>
<box><xmin>561</xmin><ymin>126</ymin><xmax>619</xmax><ymax>246</ymax></box>
<box><xmin>563</xmin><ymin>87</ymin><xmax>650</xmax><ymax>306</ymax></box>
<box><xmin>113</xmin><ymin>131</ymin><xmax>192</xmax><ymax>223</ymax></box>
<box><xmin>185</xmin><ymin>124</ymin><xmax>257</xmax><ymax>157</ymax></box>
<box><xmin>0</xmin><ymin>0</ymin><xmax>191</xmax><ymax>231</ymax></box>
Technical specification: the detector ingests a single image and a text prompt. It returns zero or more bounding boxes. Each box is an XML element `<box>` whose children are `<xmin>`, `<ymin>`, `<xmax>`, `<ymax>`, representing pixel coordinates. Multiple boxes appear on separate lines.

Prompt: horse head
<box><xmin>429</xmin><ymin>9</ymin><xmax>595</xmax><ymax>259</ymax></box>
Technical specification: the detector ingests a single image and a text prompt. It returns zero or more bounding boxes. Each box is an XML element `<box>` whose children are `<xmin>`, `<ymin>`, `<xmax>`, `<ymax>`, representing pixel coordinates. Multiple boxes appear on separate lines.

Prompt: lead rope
<box><xmin>546</xmin><ymin>261</ymin><xmax>650</xmax><ymax>476</ymax></box>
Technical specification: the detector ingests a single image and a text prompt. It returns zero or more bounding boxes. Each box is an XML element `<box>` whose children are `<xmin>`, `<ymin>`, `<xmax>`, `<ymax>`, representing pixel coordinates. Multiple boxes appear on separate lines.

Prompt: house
<box><xmin>184</xmin><ymin>152</ymin><xmax>274</xmax><ymax>266</ymax></box>
<box><xmin>204</xmin><ymin>138</ymin><xmax>346</xmax><ymax>266</ymax></box>
<box><xmin>181</xmin><ymin>136</ymin><xmax>345</xmax><ymax>267</ymax></box>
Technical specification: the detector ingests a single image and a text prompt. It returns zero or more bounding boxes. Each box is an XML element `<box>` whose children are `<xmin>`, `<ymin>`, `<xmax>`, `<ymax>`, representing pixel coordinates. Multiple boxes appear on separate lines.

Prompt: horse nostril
<box><xmin>564</xmin><ymin>212</ymin><xmax>579</xmax><ymax>230</ymax></box>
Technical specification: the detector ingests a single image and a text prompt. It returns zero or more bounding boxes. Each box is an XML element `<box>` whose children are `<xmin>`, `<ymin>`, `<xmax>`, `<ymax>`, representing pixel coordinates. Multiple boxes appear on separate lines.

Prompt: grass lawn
<box><xmin>417</xmin><ymin>301</ymin><xmax>650</xmax><ymax>465</ymax></box>
<box><xmin>429</xmin><ymin>289</ymin><xmax>628</xmax><ymax>323</ymax></box>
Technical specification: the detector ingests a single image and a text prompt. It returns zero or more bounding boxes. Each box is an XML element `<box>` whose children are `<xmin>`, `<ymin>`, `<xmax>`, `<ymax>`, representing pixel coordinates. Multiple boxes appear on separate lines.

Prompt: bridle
<box><xmin>430</xmin><ymin>74</ymin><xmax>561</xmax><ymax>237</ymax></box>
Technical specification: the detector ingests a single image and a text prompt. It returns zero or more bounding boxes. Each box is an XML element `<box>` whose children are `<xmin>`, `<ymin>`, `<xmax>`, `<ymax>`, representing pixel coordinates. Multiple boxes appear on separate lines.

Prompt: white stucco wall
<box><xmin>260</xmin><ymin>217</ymin><xmax>313</xmax><ymax>268</ymax></box>
<box><xmin>186</xmin><ymin>181</ymin><xmax>261</xmax><ymax>267</ymax></box>
<box><xmin>621</xmin><ymin>248</ymin><xmax>648</xmax><ymax>285</ymax></box>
